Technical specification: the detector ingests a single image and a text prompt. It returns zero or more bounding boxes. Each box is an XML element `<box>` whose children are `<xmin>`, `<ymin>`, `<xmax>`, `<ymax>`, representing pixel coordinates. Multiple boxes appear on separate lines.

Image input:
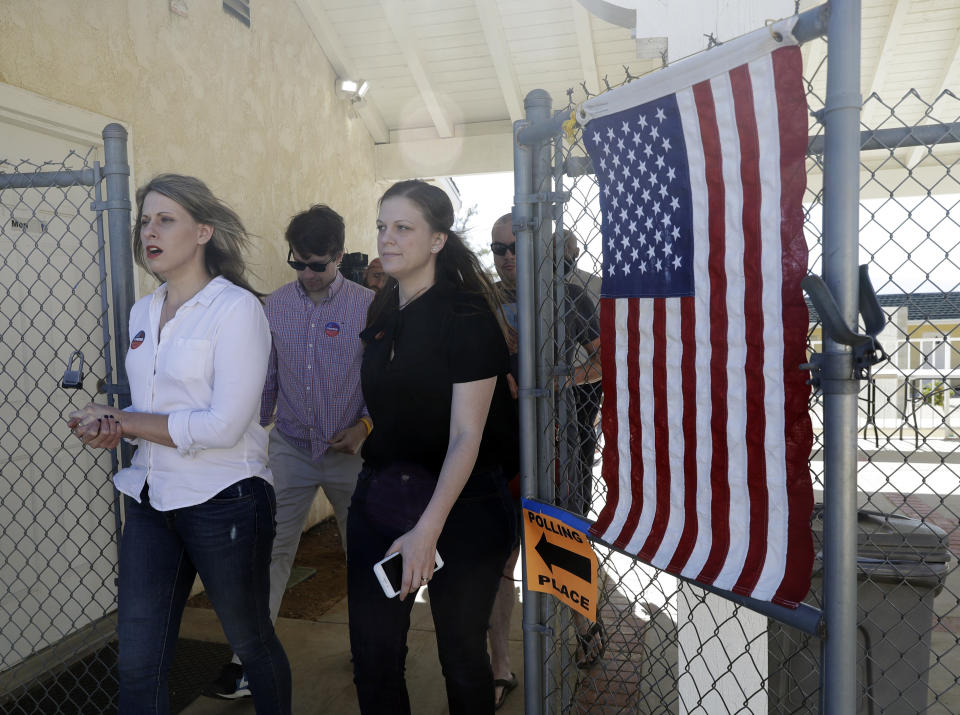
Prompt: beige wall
<box><xmin>0</xmin><ymin>2</ymin><xmax>381</xmax><ymax>625</ymax></box>
<box><xmin>0</xmin><ymin>0</ymin><xmax>381</xmax><ymax>295</ymax></box>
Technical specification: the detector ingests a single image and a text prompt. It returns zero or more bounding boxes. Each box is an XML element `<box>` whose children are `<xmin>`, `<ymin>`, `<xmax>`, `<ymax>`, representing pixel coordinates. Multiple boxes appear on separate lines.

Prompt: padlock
<box><xmin>62</xmin><ymin>350</ymin><xmax>85</xmax><ymax>390</ymax></box>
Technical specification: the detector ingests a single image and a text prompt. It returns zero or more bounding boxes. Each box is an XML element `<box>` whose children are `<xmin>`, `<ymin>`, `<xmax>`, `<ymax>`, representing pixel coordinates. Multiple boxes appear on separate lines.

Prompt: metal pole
<box><xmin>91</xmin><ymin>162</ymin><xmax>125</xmax><ymax>553</ymax></box>
<box><xmin>807</xmin><ymin>121</ymin><xmax>960</xmax><ymax>154</ymax></box>
<box><xmin>552</xmin><ymin>133</ymin><xmax>575</xmax><ymax>515</ymax></box>
<box><xmin>820</xmin><ymin>0</ymin><xmax>862</xmax><ymax>712</ymax></box>
<box><xmin>514</xmin><ymin>109</ymin><xmax>543</xmax><ymax>715</ymax></box>
<box><xmin>528</xmin><ymin>90</ymin><xmax>555</xmax><ymax>506</ymax></box>
<box><xmin>101</xmin><ymin>124</ymin><xmax>135</xmax><ymax>466</ymax></box>
<box><xmin>793</xmin><ymin>2</ymin><xmax>831</xmax><ymax>45</ymax></box>
<box><xmin>526</xmin><ymin>89</ymin><xmax>561</xmax><ymax>714</ymax></box>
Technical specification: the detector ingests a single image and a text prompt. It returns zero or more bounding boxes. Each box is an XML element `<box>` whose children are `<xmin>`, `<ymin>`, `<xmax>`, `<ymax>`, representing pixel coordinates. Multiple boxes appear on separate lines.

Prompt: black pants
<box><xmin>347</xmin><ymin>467</ymin><xmax>516</xmax><ymax>714</ymax></box>
<box><xmin>567</xmin><ymin>382</ymin><xmax>602</xmax><ymax>516</ymax></box>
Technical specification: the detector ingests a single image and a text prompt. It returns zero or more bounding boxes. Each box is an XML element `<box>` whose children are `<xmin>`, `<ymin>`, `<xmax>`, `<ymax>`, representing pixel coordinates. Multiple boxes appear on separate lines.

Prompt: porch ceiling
<box><xmin>294</xmin><ymin>0</ymin><xmax>960</xmax><ymax>184</ymax></box>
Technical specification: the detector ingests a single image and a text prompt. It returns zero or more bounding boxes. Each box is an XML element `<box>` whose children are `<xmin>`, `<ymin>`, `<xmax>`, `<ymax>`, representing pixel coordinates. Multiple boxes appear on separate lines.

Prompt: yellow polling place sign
<box><xmin>522</xmin><ymin>499</ymin><xmax>599</xmax><ymax>622</ymax></box>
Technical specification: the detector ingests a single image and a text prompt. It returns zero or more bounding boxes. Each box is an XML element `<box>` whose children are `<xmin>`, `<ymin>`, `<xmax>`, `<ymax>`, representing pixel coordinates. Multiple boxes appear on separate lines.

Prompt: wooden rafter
<box><xmin>863</xmin><ymin>0</ymin><xmax>910</xmax><ymax>125</ymax></box>
<box><xmin>474</xmin><ymin>0</ymin><xmax>524</xmax><ymax>122</ymax></box>
<box><xmin>906</xmin><ymin>20</ymin><xmax>960</xmax><ymax>168</ymax></box>
<box><xmin>380</xmin><ymin>0</ymin><xmax>454</xmax><ymax>138</ymax></box>
<box><xmin>571</xmin><ymin>0</ymin><xmax>600</xmax><ymax>95</ymax></box>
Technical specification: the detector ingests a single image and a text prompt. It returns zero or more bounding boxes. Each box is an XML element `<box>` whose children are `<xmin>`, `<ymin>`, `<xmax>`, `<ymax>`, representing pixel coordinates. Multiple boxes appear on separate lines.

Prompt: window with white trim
<box><xmin>918</xmin><ymin>337</ymin><xmax>949</xmax><ymax>370</ymax></box>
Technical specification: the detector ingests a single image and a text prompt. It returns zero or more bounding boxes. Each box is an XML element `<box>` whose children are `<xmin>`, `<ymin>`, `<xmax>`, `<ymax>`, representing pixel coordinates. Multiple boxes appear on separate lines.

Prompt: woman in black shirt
<box><xmin>348</xmin><ymin>180</ymin><xmax>518</xmax><ymax>714</ymax></box>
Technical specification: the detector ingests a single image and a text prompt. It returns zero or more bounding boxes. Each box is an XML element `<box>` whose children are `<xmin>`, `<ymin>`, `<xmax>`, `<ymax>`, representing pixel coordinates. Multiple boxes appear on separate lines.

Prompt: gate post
<box><xmin>820</xmin><ymin>1</ymin><xmax>862</xmax><ymax>712</ymax></box>
<box><xmin>102</xmin><ymin>124</ymin><xmax>135</xmax><ymax>467</ymax></box>
<box><xmin>515</xmin><ymin>112</ymin><xmax>543</xmax><ymax>715</ymax></box>
<box><xmin>516</xmin><ymin>88</ymin><xmax>555</xmax><ymax>715</ymax></box>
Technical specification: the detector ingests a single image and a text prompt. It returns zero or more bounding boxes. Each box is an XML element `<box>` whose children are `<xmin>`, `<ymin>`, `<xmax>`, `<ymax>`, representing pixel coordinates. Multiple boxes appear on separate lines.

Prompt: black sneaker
<box><xmin>202</xmin><ymin>662</ymin><xmax>251</xmax><ymax>700</ymax></box>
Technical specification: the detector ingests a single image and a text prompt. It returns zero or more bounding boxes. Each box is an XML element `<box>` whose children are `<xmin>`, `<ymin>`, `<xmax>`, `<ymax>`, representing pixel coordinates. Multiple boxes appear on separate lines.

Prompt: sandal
<box><xmin>494</xmin><ymin>672</ymin><xmax>518</xmax><ymax>710</ymax></box>
<box><xmin>575</xmin><ymin>618</ymin><xmax>607</xmax><ymax>669</ymax></box>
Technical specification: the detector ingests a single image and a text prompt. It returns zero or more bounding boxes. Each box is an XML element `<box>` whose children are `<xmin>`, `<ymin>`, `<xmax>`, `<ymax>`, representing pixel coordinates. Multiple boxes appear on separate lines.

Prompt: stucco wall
<box><xmin>0</xmin><ymin>2</ymin><xmax>379</xmax><ymax>590</ymax></box>
<box><xmin>0</xmin><ymin>0</ymin><xmax>381</xmax><ymax>294</ymax></box>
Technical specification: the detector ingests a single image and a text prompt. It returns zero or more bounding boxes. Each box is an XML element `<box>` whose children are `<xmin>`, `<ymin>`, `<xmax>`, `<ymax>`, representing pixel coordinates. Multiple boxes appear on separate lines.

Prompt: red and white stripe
<box><xmin>591</xmin><ymin>46</ymin><xmax>813</xmax><ymax>607</ymax></box>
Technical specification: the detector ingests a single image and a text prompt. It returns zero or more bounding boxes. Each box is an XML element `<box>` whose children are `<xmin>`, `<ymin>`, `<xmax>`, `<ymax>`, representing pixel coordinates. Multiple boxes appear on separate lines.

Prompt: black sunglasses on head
<box><xmin>490</xmin><ymin>241</ymin><xmax>517</xmax><ymax>257</ymax></box>
<box><xmin>287</xmin><ymin>249</ymin><xmax>332</xmax><ymax>273</ymax></box>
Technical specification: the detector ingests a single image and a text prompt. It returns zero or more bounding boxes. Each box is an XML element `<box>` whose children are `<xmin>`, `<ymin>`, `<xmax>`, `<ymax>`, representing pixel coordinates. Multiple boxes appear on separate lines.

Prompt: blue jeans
<box><xmin>117</xmin><ymin>477</ymin><xmax>291</xmax><ymax>714</ymax></box>
<box><xmin>347</xmin><ymin>467</ymin><xmax>516</xmax><ymax>715</ymax></box>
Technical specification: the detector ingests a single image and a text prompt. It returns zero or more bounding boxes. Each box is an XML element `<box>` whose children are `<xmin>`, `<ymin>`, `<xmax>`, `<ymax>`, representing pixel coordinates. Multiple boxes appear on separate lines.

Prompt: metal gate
<box><xmin>0</xmin><ymin>125</ymin><xmax>134</xmax><ymax>713</ymax></box>
<box><xmin>514</xmin><ymin>2</ymin><xmax>960</xmax><ymax>713</ymax></box>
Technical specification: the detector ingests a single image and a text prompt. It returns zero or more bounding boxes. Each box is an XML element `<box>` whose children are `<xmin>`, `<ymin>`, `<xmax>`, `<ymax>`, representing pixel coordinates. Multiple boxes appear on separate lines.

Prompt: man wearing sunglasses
<box><xmin>487</xmin><ymin>214</ymin><xmax>605</xmax><ymax>704</ymax></box>
<box><xmin>206</xmin><ymin>204</ymin><xmax>374</xmax><ymax>700</ymax></box>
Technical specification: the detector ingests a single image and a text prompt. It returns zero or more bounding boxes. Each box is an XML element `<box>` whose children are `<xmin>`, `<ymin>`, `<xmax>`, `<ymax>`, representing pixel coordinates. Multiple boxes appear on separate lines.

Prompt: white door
<box><xmin>0</xmin><ymin>83</ymin><xmax>122</xmax><ymax>681</ymax></box>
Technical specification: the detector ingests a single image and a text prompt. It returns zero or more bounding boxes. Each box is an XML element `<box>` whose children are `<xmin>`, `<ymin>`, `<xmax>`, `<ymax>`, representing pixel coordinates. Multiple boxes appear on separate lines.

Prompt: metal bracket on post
<box><xmin>519</xmin><ymin>388</ymin><xmax>551</xmax><ymax>399</ymax></box>
<box><xmin>89</xmin><ymin>199</ymin><xmax>132</xmax><ymax>212</ymax></box>
<box><xmin>513</xmin><ymin>191</ymin><xmax>570</xmax><ymax>225</ymax></box>
<box><xmin>97</xmin><ymin>378</ymin><xmax>131</xmax><ymax>397</ymax></box>
<box><xmin>801</xmin><ymin>264</ymin><xmax>888</xmax><ymax>393</ymax></box>
<box><xmin>522</xmin><ymin>622</ymin><xmax>555</xmax><ymax>638</ymax></box>
<box><xmin>514</xmin><ymin>191</ymin><xmax>569</xmax><ymax>204</ymax></box>
<box><xmin>511</xmin><ymin>214</ymin><xmax>536</xmax><ymax>236</ymax></box>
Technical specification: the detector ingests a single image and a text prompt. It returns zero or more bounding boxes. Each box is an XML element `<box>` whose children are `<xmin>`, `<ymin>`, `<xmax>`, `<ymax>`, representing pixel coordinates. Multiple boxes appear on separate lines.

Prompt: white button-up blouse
<box><xmin>113</xmin><ymin>276</ymin><xmax>273</xmax><ymax>511</ymax></box>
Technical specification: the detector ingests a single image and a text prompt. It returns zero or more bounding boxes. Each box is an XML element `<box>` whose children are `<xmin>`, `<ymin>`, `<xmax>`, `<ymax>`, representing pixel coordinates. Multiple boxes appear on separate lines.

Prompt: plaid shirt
<box><xmin>260</xmin><ymin>273</ymin><xmax>373</xmax><ymax>459</ymax></box>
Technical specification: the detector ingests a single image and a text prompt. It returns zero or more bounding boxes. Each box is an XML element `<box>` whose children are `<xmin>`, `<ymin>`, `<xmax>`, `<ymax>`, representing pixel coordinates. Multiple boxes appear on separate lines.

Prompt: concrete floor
<box><xmin>174</xmin><ymin>440</ymin><xmax>960</xmax><ymax>714</ymax></box>
<box><xmin>178</xmin><ymin>590</ymin><xmax>526</xmax><ymax>715</ymax></box>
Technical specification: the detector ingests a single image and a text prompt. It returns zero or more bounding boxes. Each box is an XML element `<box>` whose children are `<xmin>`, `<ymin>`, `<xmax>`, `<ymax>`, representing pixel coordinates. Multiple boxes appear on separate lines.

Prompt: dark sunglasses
<box><xmin>490</xmin><ymin>241</ymin><xmax>517</xmax><ymax>257</ymax></box>
<box><xmin>287</xmin><ymin>250</ymin><xmax>332</xmax><ymax>273</ymax></box>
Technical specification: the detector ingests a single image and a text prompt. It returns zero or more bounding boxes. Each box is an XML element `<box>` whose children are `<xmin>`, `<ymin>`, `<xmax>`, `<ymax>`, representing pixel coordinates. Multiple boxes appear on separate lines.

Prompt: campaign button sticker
<box><xmin>130</xmin><ymin>330</ymin><xmax>145</xmax><ymax>349</ymax></box>
<box><xmin>324</xmin><ymin>321</ymin><xmax>341</xmax><ymax>337</ymax></box>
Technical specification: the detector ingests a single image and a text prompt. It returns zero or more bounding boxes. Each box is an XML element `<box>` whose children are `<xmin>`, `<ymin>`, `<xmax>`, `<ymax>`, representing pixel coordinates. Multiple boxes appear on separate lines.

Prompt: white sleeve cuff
<box><xmin>121</xmin><ymin>406</ymin><xmax>139</xmax><ymax>446</ymax></box>
<box><xmin>168</xmin><ymin>410</ymin><xmax>203</xmax><ymax>456</ymax></box>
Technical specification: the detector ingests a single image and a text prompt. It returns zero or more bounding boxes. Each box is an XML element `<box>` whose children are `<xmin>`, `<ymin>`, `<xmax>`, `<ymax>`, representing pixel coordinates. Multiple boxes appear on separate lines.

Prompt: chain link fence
<box><xmin>0</xmin><ymin>150</ymin><xmax>124</xmax><ymax>712</ymax></box>
<box><xmin>522</xmin><ymin>22</ymin><xmax>960</xmax><ymax>715</ymax></box>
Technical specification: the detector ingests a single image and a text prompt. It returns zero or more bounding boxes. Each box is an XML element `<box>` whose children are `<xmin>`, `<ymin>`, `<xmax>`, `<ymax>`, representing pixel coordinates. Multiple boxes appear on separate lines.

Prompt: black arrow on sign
<box><xmin>535</xmin><ymin>533</ymin><xmax>592</xmax><ymax>583</ymax></box>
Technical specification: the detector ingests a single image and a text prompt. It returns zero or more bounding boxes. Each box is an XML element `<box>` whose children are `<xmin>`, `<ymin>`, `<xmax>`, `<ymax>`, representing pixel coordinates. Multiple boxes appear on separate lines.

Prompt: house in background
<box><xmin>808</xmin><ymin>292</ymin><xmax>960</xmax><ymax>441</ymax></box>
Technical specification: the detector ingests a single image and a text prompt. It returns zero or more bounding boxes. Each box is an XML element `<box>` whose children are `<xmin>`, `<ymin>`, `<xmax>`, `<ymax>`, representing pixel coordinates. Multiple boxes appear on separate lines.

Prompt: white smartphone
<box><xmin>373</xmin><ymin>550</ymin><xmax>444</xmax><ymax>598</ymax></box>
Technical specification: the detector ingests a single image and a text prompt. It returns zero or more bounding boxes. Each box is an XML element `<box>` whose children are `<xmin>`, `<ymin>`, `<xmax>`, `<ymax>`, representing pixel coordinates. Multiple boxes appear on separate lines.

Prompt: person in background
<box><xmin>66</xmin><ymin>173</ymin><xmax>291</xmax><ymax>714</ymax></box>
<box><xmin>556</xmin><ymin>227</ymin><xmax>605</xmax><ymax>667</ymax></box>
<box><xmin>556</xmin><ymin>228</ymin><xmax>603</xmax><ymax>521</ymax></box>
<box><xmin>486</xmin><ymin>214</ymin><xmax>524</xmax><ymax>709</ymax></box>
<box><xmin>562</xmin><ymin>228</ymin><xmax>602</xmax><ymax>303</ymax></box>
<box><xmin>487</xmin><ymin>214</ymin><xmax>605</xmax><ymax>693</ymax></box>
<box><xmin>348</xmin><ymin>180</ymin><xmax>518</xmax><ymax>714</ymax></box>
<box><xmin>205</xmin><ymin>204</ymin><xmax>374</xmax><ymax>699</ymax></box>
<box><xmin>363</xmin><ymin>256</ymin><xmax>387</xmax><ymax>292</ymax></box>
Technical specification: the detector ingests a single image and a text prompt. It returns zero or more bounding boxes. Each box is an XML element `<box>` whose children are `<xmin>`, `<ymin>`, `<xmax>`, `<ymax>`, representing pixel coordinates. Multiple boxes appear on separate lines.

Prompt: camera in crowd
<box><xmin>340</xmin><ymin>252</ymin><xmax>369</xmax><ymax>286</ymax></box>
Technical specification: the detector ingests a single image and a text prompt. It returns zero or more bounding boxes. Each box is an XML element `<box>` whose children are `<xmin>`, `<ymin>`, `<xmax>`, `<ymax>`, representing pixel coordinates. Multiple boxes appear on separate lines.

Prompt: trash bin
<box><xmin>768</xmin><ymin>505</ymin><xmax>950</xmax><ymax>713</ymax></box>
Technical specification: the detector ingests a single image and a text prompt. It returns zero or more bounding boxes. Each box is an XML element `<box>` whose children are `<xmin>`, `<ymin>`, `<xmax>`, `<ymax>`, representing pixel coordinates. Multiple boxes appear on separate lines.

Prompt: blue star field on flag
<box><xmin>586</xmin><ymin>95</ymin><xmax>695</xmax><ymax>299</ymax></box>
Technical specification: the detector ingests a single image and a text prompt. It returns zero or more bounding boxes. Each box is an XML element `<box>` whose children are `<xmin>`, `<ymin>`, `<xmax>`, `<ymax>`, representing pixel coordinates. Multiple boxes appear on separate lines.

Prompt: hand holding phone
<box><xmin>373</xmin><ymin>550</ymin><xmax>444</xmax><ymax>598</ymax></box>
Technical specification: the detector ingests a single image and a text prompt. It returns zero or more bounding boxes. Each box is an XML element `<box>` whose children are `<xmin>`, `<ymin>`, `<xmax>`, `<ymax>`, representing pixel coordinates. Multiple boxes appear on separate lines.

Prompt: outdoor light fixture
<box><xmin>336</xmin><ymin>78</ymin><xmax>370</xmax><ymax>103</ymax></box>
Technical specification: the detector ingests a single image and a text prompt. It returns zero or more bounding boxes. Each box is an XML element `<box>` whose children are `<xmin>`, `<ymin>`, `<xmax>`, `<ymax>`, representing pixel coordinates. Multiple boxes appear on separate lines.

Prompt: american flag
<box><xmin>581</xmin><ymin>27</ymin><xmax>814</xmax><ymax>606</ymax></box>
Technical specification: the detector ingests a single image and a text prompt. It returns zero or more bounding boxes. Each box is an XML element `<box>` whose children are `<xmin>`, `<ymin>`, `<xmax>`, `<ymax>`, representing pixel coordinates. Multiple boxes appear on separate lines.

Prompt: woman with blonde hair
<box><xmin>67</xmin><ymin>174</ymin><xmax>290</xmax><ymax>714</ymax></box>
